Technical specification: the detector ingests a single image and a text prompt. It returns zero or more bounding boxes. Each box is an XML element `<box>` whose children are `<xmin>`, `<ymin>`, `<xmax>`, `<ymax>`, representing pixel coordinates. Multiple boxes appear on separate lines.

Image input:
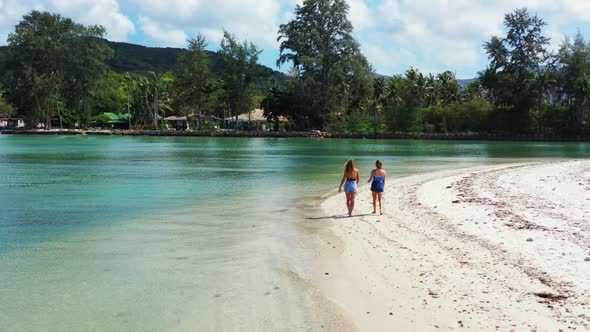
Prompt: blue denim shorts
<box><xmin>344</xmin><ymin>180</ymin><xmax>358</xmax><ymax>193</ymax></box>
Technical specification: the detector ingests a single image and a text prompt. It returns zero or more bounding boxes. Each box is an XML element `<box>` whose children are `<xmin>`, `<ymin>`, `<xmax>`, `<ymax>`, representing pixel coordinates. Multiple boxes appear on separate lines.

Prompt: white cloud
<box><xmin>0</xmin><ymin>0</ymin><xmax>135</xmax><ymax>43</ymax></box>
<box><xmin>128</xmin><ymin>0</ymin><xmax>282</xmax><ymax>49</ymax></box>
<box><xmin>363</xmin><ymin>0</ymin><xmax>590</xmax><ymax>77</ymax></box>
<box><xmin>361</xmin><ymin>40</ymin><xmax>414</xmax><ymax>73</ymax></box>
<box><xmin>128</xmin><ymin>0</ymin><xmax>374</xmax><ymax>51</ymax></box>
<box><xmin>139</xmin><ymin>16</ymin><xmax>187</xmax><ymax>47</ymax></box>
<box><xmin>199</xmin><ymin>28</ymin><xmax>224</xmax><ymax>48</ymax></box>
<box><xmin>2</xmin><ymin>0</ymin><xmax>590</xmax><ymax>77</ymax></box>
<box><xmin>348</xmin><ymin>0</ymin><xmax>374</xmax><ymax>31</ymax></box>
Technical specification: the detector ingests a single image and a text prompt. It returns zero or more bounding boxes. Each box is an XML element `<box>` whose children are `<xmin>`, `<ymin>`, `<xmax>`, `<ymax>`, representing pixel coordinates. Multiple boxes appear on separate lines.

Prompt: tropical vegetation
<box><xmin>0</xmin><ymin>1</ymin><xmax>590</xmax><ymax>136</ymax></box>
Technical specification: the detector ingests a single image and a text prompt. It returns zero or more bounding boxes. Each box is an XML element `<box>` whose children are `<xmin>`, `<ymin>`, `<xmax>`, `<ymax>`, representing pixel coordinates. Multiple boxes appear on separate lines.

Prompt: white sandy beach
<box><xmin>313</xmin><ymin>161</ymin><xmax>590</xmax><ymax>331</ymax></box>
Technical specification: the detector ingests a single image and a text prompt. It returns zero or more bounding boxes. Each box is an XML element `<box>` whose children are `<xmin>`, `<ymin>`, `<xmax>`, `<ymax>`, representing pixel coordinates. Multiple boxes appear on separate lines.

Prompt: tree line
<box><xmin>0</xmin><ymin>11</ymin><xmax>261</xmax><ymax>129</ymax></box>
<box><xmin>1</xmin><ymin>1</ymin><xmax>590</xmax><ymax>135</ymax></box>
<box><xmin>265</xmin><ymin>3</ymin><xmax>590</xmax><ymax>135</ymax></box>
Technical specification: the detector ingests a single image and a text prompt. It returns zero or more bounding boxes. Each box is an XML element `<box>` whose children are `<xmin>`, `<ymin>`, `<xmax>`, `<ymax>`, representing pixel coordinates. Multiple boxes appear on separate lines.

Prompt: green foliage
<box><xmin>277</xmin><ymin>0</ymin><xmax>367</xmax><ymax>129</ymax></box>
<box><xmin>144</xmin><ymin>72</ymin><xmax>174</xmax><ymax>128</ymax></box>
<box><xmin>89</xmin><ymin>71</ymin><xmax>127</xmax><ymax>115</ymax></box>
<box><xmin>57</xmin><ymin>107</ymin><xmax>80</xmax><ymax>128</ymax></box>
<box><xmin>460</xmin><ymin>79</ymin><xmax>487</xmax><ymax>102</ymax></box>
<box><xmin>0</xmin><ymin>94</ymin><xmax>14</xmax><ymax>115</ymax></box>
<box><xmin>173</xmin><ymin>35</ymin><xmax>213</xmax><ymax>129</ymax></box>
<box><xmin>0</xmin><ymin>40</ymin><xmax>287</xmax><ymax>94</ymax></box>
<box><xmin>551</xmin><ymin>32</ymin><xmax>590</xmax><ymax>134</ymax></box>
<box><xmin>374</xmin><ymin>69</ymin><xmax>495</xmax><ymax>133</ymax></box>
<box><xmin>63</xmin><ymin>28</ymin><xmax>114</xmax><ymax>125</ymax></box>
<box><xmin>0</xmin><ymin>105</ymin><xmax>14</xmax><ymax>116</ymax></box>
<box><xmin>3</xmin><ymin>7</ymin><xmax>590</xmax><ymax>136</ymax></box>
<box><xmin>219</xmin><ymin>31</ymin><xmax>261</xmax><ymax>122</ymax></box>
<box><xmin>435</xmin><ymin>71</ymin><xmax>461</xmax><ymax>105</ymax></box>
<box><xmin>105</xmin><ymin>41</ymin><xmax>184</xmax><ymax>73</ymax></box>
<box><xmin>480</xmin><ymin>8</ymin><xmax>551</xmax><ymax>132</ymax></box>
<box><xmin>382</xmin><ymin>73</ymin><xmax>418</xmax><ymax>132</ymax></box>
<box><xmin>90</xmin><ymin>113</ymin><xmax>110</xmax><ymax>125</ymax></box>
<box><xmin>261</xmin><ymin>85</ymin><xmax>299</xmax><ymax>129</ymax></box>
<box><xmin>114</xmin><ymin>71</ymin><xmax>174</xmax><ymax>129</ymax></box>
<box><xmin>345</xmin><ymin>110</ymin><xmax>371</xmax><ymax>134</ymax></box>
<box><xmin>420</xmin><ymin>101</ymin><xmax>492</xmax><ymax>133</ymax></box>
<box><xmin>102</xmin><ymin>40</ymin><xmax>285</xmax><ymax>88</ymax></box>
<box><xmin>3</xmin><ymin>11</ymin><xmax>112</xmax><ymax>128</ymax></box>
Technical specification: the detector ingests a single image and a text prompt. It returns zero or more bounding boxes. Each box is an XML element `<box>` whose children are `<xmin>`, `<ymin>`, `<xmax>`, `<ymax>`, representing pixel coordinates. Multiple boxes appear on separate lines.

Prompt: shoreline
<box><xmin>0</xmin><ymin>197</ymin><xmax>356</xmax><ymax>331</ymax></box>
<box><xmin>310</xmin><ymin>161</ymin><xmax>590</xmax><ymax>330</ymax></box>
<box><xmin>3</xmin><ymin>129</ymin><xmax>590</xmax><ymax>142</ymax></box>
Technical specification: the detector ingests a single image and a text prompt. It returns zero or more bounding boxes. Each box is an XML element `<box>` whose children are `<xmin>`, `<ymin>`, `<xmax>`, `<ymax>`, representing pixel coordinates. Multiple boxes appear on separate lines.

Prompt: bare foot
<box><xmin>372</xmin><ymin>210</ymin><xmax>376</xmax><ymax>214</ymax></box>
<box><xmin>380</xmin><ymin>211</ymin><xmax>383</xmax><ymax>215</ymax></box>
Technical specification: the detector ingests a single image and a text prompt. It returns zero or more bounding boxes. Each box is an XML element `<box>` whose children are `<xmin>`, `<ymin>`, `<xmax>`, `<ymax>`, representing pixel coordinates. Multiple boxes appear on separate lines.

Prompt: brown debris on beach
<box><xmin>314</xmin><ymin>161</ymin><xmax>590</xmax><ymax>331</ymax></box>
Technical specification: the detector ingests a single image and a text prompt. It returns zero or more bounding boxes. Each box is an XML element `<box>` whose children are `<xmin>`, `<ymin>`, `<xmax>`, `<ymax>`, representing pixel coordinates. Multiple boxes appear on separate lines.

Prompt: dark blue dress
<box><xmin>371</xmin><ymin>176</ymin><xmax>385</xmax><ymax>192</ymax></box>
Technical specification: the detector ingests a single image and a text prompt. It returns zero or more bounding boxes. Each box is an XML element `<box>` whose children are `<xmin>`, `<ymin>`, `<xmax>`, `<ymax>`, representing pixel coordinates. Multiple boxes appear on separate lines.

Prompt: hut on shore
<box><xmin>92</xmin><ymin>113</ymin><xmax>131</xmax><ymax>129</ymax></box>
<box><xmin>163</xmin><ymin>115</ymin><xmax>189</xmax><ymax>130</ymax></box>
<box><xmin>163</xmin><ymin>114</ymin><xmax>222</xmax><ymax>130</ymax></box>
<box><xmin>225</xmin><ymin>109</ymin><xmax>287</xmax><ymax>131</ymax></box>
<box><xmin>0</xmin><ymin>115</ymin><xmax>25</xmax><ymax>128</ymax></box>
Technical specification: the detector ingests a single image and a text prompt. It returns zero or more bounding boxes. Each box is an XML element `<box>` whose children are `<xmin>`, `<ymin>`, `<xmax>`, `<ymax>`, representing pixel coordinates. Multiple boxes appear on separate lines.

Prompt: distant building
<box><xmin>0</xmin><ymin>116</ymin><xmax>25</xmax><ymax>129</ymax></box>
<box><xmin>224</xmin><ymin>109</ymin><xmax>287</xmax><ymax>131</ymax></box>
<box><xmin>92</xmin><ymin>113</ymin><xmax>131</xmax><ymax>129</ymax></box>
<box><xmin>163</xmin><ymin>115</ymin><xmax>189</xmax><ymax>130</ymax></box>
<box><xmin>164</xmin><ymin>114</ymin><xmax>222</xmax><ymax>130</ymax></box>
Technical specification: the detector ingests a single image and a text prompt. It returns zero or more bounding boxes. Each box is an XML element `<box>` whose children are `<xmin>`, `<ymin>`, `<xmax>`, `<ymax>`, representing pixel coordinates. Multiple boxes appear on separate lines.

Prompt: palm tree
<box><xmin>405</xmin><ymin>68</ymin><xmax>428</xmax><ymax>108</ymax></box>
<box><xmin>147</xmin><ymin>72</ymin><xmax>162</xmax><ymax>128</ymax></box>
<box><xmin>134</xmin><ymin>72</ymin><xmax>172</xmax><ymax>129</ymax></box>
<box><xmin>384</xmin><ymin>76</ymin><xmax>403</xmax><ymax>106</ymax></box>
<box><xmin>123</xmin><ymin>72</ymin><xmax>135</xmax><ymax>129</ymax></box>
<box><xmin>426</xmin><ymin>73</ymin><xmax>439</xmax><ymax>106</ymax></box>
<box><xmin>437</xmin><ymin>71</ymin><xmax>460</xmax><ymax>105</ymax></box>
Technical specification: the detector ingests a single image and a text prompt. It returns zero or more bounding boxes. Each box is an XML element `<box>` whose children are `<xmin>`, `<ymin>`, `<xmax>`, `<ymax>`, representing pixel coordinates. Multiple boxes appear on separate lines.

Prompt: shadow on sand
<box><xmin>306</xmin><ymin>213</ymin><xmax>373</xmax><ymax>220</ymax></box>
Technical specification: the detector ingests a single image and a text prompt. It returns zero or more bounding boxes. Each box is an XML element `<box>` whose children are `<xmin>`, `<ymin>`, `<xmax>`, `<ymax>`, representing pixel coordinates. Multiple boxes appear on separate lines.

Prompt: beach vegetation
<box><xmin>1</xmin><ymin>6</ymin><xmax>590</xmax><ymax>135</ymax></box>
<box><xmin>479</xmin><ymin>8</ymin><xmax>551</xmax><ymax>132</ymax></box>
<box><xmin>172</xmin><ymin>34</ymin><xmax>213</xmax><ymax>130</ymax></box>
<box><xmin>219</xmin><ymin>31</ymin><xmax>261</xmax><ymax>127</ymax></box>
<box><xmin>276</xmin><ymin>0</ymin><xmax>373</xmax><ymax>130</ymax></box>
<box><xmin>2</xmin><ymin>11</ymin><xmax>112</xmax><ymax>128</ymax></box>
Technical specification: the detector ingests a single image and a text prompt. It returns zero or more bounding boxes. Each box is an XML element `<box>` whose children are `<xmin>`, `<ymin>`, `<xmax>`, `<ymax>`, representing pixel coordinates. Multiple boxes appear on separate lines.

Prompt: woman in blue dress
<box><xmin>367</xmin><ymin>160</ymin><xmax>386</xmax><ymax>215</ymax></box>
<box><xmin>338</xmin><ymin>159</ymin><xmax>360</xmax><ymax>217</ymax></box>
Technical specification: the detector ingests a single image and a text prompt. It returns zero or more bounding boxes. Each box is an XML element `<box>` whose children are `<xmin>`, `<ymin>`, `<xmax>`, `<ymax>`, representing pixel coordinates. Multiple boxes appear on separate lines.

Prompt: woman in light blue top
<box><xmin>367</xmin><ymin>160</ymin><xmax>386</xmax><ymax>215</ymax></box>
<box><xmin>339</xmin><ymin>159</ymin><xmax>360</xmax><ymax>217</ymax></box>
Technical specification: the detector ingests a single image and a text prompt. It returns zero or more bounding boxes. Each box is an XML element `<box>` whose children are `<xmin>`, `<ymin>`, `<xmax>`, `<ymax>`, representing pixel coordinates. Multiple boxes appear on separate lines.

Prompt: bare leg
<box><xmin>350</xmin><ymin>192</ymin><xmax>356</xmax><ymax>216</ymax></box>
<box><xmin>371</xmin><ymin>191</ymin><xmax>377</xmax><ymax>214</ymax></box>
<box><xmin>345</xmin><ymin>193</ymin><xmax>350</xmax><ymax>214</ymax></box>
<box><xmin>378</xmin><ymin>192</ymin><xmax>383</xmax><ymax>215</ymax></box>
<box><xmin>346</xmin><ymin>192</ymin><xmax>353</xmax><ymax>216</ymax></box>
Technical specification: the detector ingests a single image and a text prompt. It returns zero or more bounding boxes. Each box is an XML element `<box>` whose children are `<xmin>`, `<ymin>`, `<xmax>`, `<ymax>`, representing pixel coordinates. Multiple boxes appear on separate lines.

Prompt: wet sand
<box><xmin>312</xmin><ymin>161</ymin><xmax>590</xmax><ymax>331</ymax></box>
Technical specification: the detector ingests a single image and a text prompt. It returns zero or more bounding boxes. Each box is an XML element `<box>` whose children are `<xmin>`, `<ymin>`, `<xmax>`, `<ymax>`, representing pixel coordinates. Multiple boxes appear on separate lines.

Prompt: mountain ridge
<box><xmin>0</xmin><ymin>40</ymin><xmax>476</xmax><ymax>87</ymax></box>
<box><xmin>0</xmin><ymin>40</ymin><xmax>287</xmax><ymax>90</ymax></box>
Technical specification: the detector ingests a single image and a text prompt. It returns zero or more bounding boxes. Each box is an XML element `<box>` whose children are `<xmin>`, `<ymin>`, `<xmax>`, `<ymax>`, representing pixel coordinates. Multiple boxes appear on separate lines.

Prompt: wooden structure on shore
<box><xmin>224</xmin><ymin>109</ymin><xmax>287</xmax><ymax>131</ymax></box>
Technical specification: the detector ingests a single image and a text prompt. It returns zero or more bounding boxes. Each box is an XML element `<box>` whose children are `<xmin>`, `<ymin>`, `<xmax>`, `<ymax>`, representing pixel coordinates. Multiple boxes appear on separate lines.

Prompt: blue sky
<box><xmin>2</xmin><ymin>0</ymin><xmax>590</xmax><ymax>79</ymax></box>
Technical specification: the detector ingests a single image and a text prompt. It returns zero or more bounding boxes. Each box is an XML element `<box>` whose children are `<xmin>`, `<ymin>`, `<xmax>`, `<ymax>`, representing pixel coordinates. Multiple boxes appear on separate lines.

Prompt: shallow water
<box><xmin>1</xmin><ymin>135</ymin><xmax>590</xmax><ymax>330</ymax></box>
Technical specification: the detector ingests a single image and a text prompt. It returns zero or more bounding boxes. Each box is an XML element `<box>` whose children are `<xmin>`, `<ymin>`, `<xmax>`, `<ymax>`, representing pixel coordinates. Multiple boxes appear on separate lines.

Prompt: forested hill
<box><xmin>0</xmin><ymin>40</ymin><xmax>477</xmax><ymax>87</ymax></box>
<box><xmin>0</xmin><ymin>39</ymin><xmax>286</xmax><ymax>84</ymax></box>
<box><xmin>105</xmin><ymin>40</ymin><xmax>184</xmax><ymax>73</ymax></box>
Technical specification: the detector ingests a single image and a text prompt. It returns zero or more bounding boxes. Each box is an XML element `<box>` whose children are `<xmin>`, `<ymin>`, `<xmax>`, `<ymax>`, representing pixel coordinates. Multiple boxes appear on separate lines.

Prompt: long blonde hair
<box><xmin>375</xmin><ymin>160</ymin><xmax>383</xmax><ymax>169</ymax></box>
<box><xmin>344</xmin><ymin>159</ymin><xmax>356</xmax><ymax>177</ymax></box>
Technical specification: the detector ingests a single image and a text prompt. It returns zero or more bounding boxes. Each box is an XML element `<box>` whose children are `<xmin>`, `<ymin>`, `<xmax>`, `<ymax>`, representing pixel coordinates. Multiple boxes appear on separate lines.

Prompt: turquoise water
<box><xmin>1</xmin><ymin>135</ymin><xmax>590</xmax><ymax>330</ymax></box>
